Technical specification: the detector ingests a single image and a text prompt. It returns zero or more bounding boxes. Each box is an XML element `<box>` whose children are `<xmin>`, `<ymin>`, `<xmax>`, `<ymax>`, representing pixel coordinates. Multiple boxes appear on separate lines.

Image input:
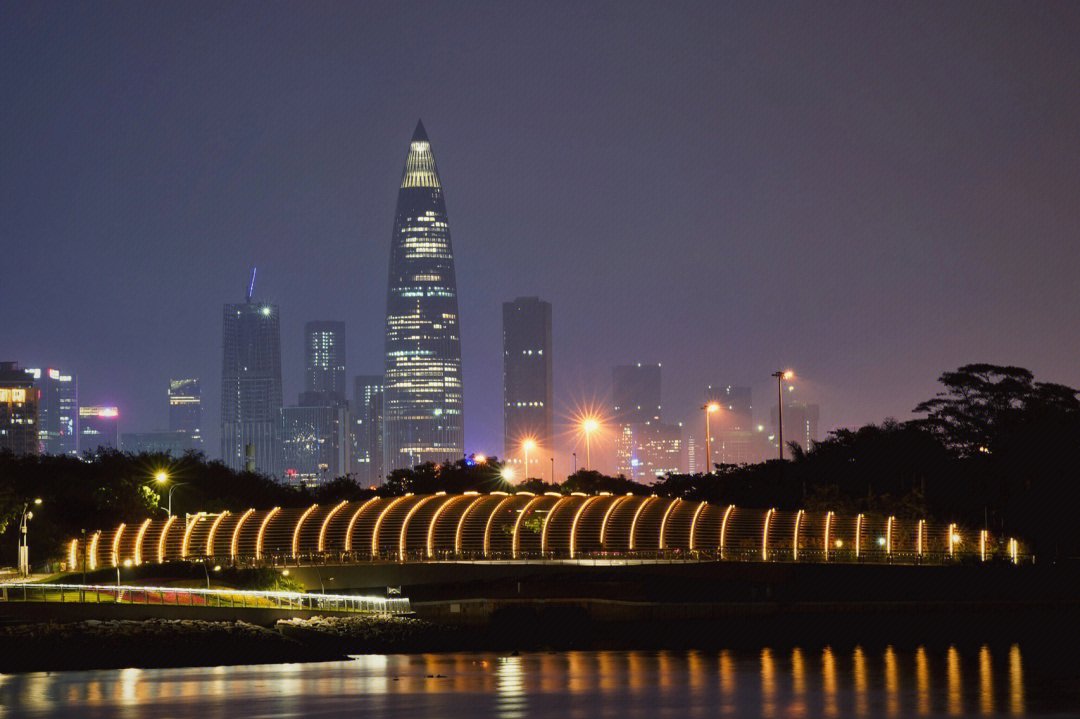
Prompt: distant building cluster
<box><xmin>3</xmin><ymin>121</ymin><xmax>822</xmax><ymax>486</ymax></box>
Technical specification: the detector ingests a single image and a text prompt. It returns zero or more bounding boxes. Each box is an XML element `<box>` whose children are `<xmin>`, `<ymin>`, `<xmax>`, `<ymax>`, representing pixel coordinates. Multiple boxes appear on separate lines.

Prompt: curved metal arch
<box><xmin>569</xmin><ymin>495</ymin><xmax>602</xmax><ymax>558</ymax></box>
<box><xmin>512</xmin><ymin>495</ymin><xmax>546</xmax><ymax>558</ymax></box>
<box><xmin>855</xmin><ymin>513</ymin><xmax>864</xmax><ymax>558</ymax></box>
<box><xmin>793</xmin><ymin>509</ymin><xmax>805</xmax><ymax>561</ymax></box>
<box><xmin>688</xmin><ymin>501</ymin><xmax>708</xmax><ymax>551</ymax></box>
<box><xmin>599</xmin><ymin>495</ymin><xmax>632</xmax><ymax>547</ymax></box>
<box><xmin>372</xmin><ymin>496</ymin><xmax>409</xmax><ymax>557</ymax></box>
<box><xmin>68</xmin><ymin>539</ymin><xmax>78</xmax><ymax>570</ymax></box>
<box><xmin>206</xmin><ymin>511</ymin><xmax>229</xmax><ymax>557</ymax></box>
<box><xmin>133</xmin><ymin>518</ymin><xmax>152</xmax><ymax>565</ymax></box>
<box><xmin>762</xmin><ymin>508</ymin><xmax>775</xmax><ymax>560</ymax></box>
<box><xmin>917</xmin><ymin>519</ymin><xmax>925</xmax><ymax>557</ymax></box>
<box><xmin>427</xmin><ymin>495</ymin><xmax>468</xmax><ymax>557</ymax></box>
<box><xmin>886</xmin><ymin>516</ymin><xmax>894</xmax><ymax>555</ymax></box>
<box><xmin>455</xmin><ymin>494</ymin><xmax>489</xmax><ymax>554</ymax></box>
<box><xmin>88</xmin><ymin>531</ymin><xmax>100</xmax><ymax>570</ymax></box>
<box><xmin>483</xmin><ymin>494</ymin><xmax>519</xmax><ymax>558</ymax></box>
<box><xmin>158</xmin><ymin>515</ymin><xmax>177</xmax><ymax>564</ymax></box>
<box><xmin>658</xmin><ymin>498</ymin><xmax>682</xmax><ymax>550</ymax></box>
<box><xmin>719</xmin><ymin>504</ymin><xmax>735</xmax><ymax>559</ymax></box>
<box><xmin>629</xmin><ymin>496</ymin><xmax>656</xmax><ymax>551</ymax></box>
<box><xmin>230</xmin><ymin>509</ymin><xmax>255</xmax><ymax>560</ymax></box>
<box><xmin>255</xmin><ymin>507</ymin><xmax>280</xmax><ymax>560</ymax></box>
<box><xmin>399</xmin><ymin>495</ymin><xmax>439</xmax><ymax>560</ymax></box>
<box><xmin>111</xmin><ymin>523</ymin><xmax>126</xmax><ymax>567</ymax></box>
<box><xmin>344</xmin><ymin>497</ymin><xmax>381</xmax><ymax>552</ymax></box>
<box><xmin>318</xmin><ymin>501</ymin><xmax>349</xmax><ymax>552</ymax></box>
<box><xmin>824</xmin><ymin>510</ymin><xmax>834</xmax><ymax>561</ymax></box>
<box><xmin>292</xmin><ymin>504</ymin><xmax>319</xmax><ymax>557</ymax></box>
<box><xmin>181</xmin><ymin>514</ymin><xmax>203</xmax><ymax>560</ymax></box>
<box><xmin>541</xmin><ymin>496</ymin><xmax>574</xmax><ymax>555</ymax></box>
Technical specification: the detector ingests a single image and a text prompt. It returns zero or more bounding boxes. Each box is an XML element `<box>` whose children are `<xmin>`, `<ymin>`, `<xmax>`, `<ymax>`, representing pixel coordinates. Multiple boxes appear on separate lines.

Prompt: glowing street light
<box><xmin>581</xmin><ymin>417</ymin><xmax>600</xmax><ymax>471</ymax></box>
<box><xmin>155</xmin><ymin>472</ymin><xmax>188</xmax><ymax>519</ymax></box>
<box><xmin>702</xmin><ymin>402</ymin><xmax>720</xmax><ymax>474</ymax></box>
<box><xmin>771</xmin><ymin>370</ymin><xmax>795</xmax><ymax>461</ymax></box>
<box><xmin>474</xmin><ymin>454</ymin><xmax>487</xmax><ymax>464</ymax></box>
<box><xmin>17</xmin><ymin>498</ymin><xmax>42</xmax><ymax>576</ymax></box>
<box><xmin>500</xmin><ymin>466</ymin><xmax>516</xmax><ymax>483</ymax></box>
<box><xmin>522</xmin><ymin>439</ymin><xmax>536</xmax><ymax>479</ymax></box>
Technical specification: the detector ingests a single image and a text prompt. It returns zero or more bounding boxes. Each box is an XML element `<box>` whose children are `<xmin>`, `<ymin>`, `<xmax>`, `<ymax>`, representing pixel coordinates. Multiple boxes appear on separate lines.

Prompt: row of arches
<box><xmin>69</xmin><ymin>492</ymin><xmax>1023</xmax><ymax>570</ymax></box>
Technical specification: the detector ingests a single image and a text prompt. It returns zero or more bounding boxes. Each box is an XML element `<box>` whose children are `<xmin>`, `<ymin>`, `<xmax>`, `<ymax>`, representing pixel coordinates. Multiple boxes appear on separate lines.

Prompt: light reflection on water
<box><xmin>0</xmin><ymin>645</ymin><xmax>1050</xmax><ymax>718</ymax></box>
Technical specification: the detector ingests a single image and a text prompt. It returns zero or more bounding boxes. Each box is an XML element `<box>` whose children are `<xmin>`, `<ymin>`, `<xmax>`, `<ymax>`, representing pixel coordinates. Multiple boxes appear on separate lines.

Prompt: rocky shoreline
<box><xmin>0</xmin><ymin>616</ymin><xmax>459</xmax><ymax>674</ymax></box>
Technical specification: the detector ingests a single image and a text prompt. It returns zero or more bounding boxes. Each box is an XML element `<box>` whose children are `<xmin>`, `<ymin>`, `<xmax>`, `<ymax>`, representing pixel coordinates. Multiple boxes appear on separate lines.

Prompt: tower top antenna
<box><xmin>246</xmin><ymin>267</ymin><xmax>257</xmax><ymax>302</ymax></box>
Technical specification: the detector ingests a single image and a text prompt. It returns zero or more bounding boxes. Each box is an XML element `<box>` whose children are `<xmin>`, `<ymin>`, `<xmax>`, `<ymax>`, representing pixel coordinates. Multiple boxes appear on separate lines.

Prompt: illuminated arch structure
<box><xmin>71</xmin><ymin>493</ymin><xmax>1026</xmax><ymax>569</ymax></box>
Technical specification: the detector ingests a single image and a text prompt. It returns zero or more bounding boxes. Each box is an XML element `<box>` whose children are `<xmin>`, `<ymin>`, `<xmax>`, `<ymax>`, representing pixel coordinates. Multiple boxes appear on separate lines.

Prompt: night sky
<box><xmin>3</xmin><ymin>2</ymin><xmax>1079</xmax><ymax>470</ymax></box>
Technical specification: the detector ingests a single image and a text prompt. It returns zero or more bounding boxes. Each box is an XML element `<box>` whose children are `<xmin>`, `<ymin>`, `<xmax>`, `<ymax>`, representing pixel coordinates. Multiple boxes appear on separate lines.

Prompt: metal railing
<box><xmin>0</xmin><ymin>583</ymin><xmax>411</xmax><ymax>615</ymax></box>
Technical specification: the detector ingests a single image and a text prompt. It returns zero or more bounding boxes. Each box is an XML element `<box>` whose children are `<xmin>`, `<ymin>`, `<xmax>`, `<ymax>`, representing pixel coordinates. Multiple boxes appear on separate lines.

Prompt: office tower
<box><xmin>27</xmin><ymin>367</ymin><xmax>78</xmax><ymax>456</ymax></box>
<box><xmin>502</xmin><ymin>297</ymin><xmax>553</xmax><ymax>474</ymax></box>
<box><xmin>613</xmin><ymin>362</ymin><xmax>662</xmax><ymax>477</ymax></box>
<box><xmin>353</xmin><ymin>375</ymin><xmax>384</xmax><ymax>485</ymax></box>
<box><xmin>304</xmin><ymin>321</ymin><xmax>347</xmax><ymax>404</ymax></box>
<box><xmin>705</xmin><ymin>384</ymin><xmax>752</xmax><ymax>431</ymax></box>
<box><xmin>281</xmin><ymin>404</ymin><xmax>350</xmax><ymax>486</ymax></box>
<box><xmin>221</xmin><ymin>273</ymin><xmax>283</xmax><ymax>476</ymax></box>
<box><xmin>383</xmin><ymin>120</ymin><xmax>464</xmax><ymax>471</ymax></box>
<box><xmin>0</xmin><ymin>362</ymin><xmax>39</xmax><ymax>456</ymax></box>
<box><xmin>121</xmin><ymin>431</ymin><xmax>196</xmax><ymax>457</ymax></box>
<box><xmin>619</xmin><ymin>421</ymin><xmax>685</xmax><ymax>482</ymax></box>
<box><xmin>703</xmin><ymin>384</ymin><xmax>762</xmax><ymax>466</ymax></box>
<box><xmin>168</xmin><ymin>378</ymin><xmax>203</xmax><ymax>448</ymax></box>
<box><xmin>770</xmin><ymin>401</ymin><xmax>821</xmax><ymax>455</ymax></box>
<box><xmin>78</xmin><ymin>406</ymin><xmax>118</xmax><ymax>452</ymax></box>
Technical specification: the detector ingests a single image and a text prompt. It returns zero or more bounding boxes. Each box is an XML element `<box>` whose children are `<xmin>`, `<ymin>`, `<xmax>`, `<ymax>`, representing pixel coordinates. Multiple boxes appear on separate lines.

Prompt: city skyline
<box><xmin>3</xmin><ymin>4</ymin><xmax>1079</xmax><ymax>473</ymax></box>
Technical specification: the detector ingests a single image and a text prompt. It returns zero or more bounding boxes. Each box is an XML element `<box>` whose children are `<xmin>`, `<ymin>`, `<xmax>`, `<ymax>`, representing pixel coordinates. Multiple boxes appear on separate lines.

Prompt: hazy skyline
<box><xmin>3</xmin><ymin>3</ymin><xmax>1080</xmax><ymax>470</ymax></box>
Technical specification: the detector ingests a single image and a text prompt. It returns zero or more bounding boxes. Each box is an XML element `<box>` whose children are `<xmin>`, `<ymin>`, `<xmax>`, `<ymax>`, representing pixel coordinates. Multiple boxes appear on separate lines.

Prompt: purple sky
<box><xmin>3</xmin><ymin>2</ymin><xmax>1079</xmax><ymax>470</ymax></box>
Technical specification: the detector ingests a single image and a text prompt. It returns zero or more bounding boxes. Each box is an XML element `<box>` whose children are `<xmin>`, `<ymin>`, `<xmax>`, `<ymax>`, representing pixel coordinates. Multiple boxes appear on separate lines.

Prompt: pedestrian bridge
<box><xmin>70</xmin><ymin>492</ymin><xmax>1027</xmax><ymax>570</ymax></box>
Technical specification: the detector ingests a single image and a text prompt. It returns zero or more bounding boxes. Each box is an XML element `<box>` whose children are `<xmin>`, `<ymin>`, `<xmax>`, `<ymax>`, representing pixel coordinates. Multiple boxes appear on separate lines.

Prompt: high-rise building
<box><xmin>168</xmin><ymin>378</ymin><xmax>202</xmax><ymax>447</ymax></box>
<box><xmin>304</xmin><ymin>321</ymin><xmax>347</xmax><ymax>404</ymax></box>
<box><xmin>281</xmin><ymin>404</ymin><xmax>350</xmax><ymax>486</ymax></box>
<box><xmin>27</xmin><ymin>367</ymin><xmax>78</xmax><ymax>456</ymax></box>
<box><xmin>383</xmin><ymin>120</ymin><xmax>464</xmax><ymax>471</ymax></box>
<box><xmin>619</xmin><ymin>421</ymin><xmax>684</xmax><ymax>482</ymax></box>
<box><xmin>502</xmin><ymin>297</ymin><xmax>553</xmax><ymax>473</ymax></box>
<box><xmin>613</xmin><ymin>362</ymin><xmax>663</xmax><ymax>477</ymax></box>
<box><xmin>770</xmin><ymin>402</ymin><xmax>820</xmax><ymax>455</ymax></box>
<box><xmin>121</xmin><ymin>431</ymin><xmax>197</xmax><ymax>457</ymax></box>
<box><xmin>79</xmin><ymin>406</ymin><xmax>118</xmax><ymax>453</ymax></box>
<box><xmin>221</xmin><ymin>274</ymin><xmax>283</xmax><ymax>476</ymax></box>
<box><xmin>0</xmin><ymin>362</ymin><xmax>39</xmax><ymax>456</ymax></box>
<box><xmin>353</xmin><ymin>375</ymin><xmax>384</xmax><ymax>486</ymax></box>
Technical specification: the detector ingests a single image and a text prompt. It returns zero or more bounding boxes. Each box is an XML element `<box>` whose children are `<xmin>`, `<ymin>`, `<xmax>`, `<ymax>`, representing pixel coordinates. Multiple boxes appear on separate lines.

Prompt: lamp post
<box><xmin>572</xmin><ymin>453</ymin><xmax>577</xmax><ymax>475</ymax></box>
<box><xmin>200</xmin><ymin>563</ymin><xmax>221</xmax><ymax>589</ymax></box>
<box><xmin>550</xmin><ymin>457</ymin><xmax>554</xmax><ymax>484</ymax></box>
<box><xmin>18</xmin><ymin>499</ymin><xmax>41</xmax><ymax>576</ymax></box>
<box><xmin>771</xmin><ymin>371</ymin><xmax>794</xmax><ymax>461</ymax></box>
<box><xmin>582</xmin><ymin>418</ymin><xmax>599</xmax><ymax>471</ymax></box>
<box><xmin>522</xmin><ymin>439</ymin><xmax>536</xmax><ymax>480</ymax></box>
<box><xmin>156</xmin><ymin>473</ymin><xmax>188</xmax><ymax>518</ymax></box>
<box><xmin>702</xmin><ymin>403</ymin><xmax>720</xmax><ymax>474</ymax></box>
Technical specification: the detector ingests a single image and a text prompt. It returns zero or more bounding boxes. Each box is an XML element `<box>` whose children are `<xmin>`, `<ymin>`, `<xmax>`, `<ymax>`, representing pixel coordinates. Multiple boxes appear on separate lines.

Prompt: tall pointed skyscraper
<box><xmin>383</xmin><ymin>120</ymin><xmax>464</xmax><ymax>471</ymax></box>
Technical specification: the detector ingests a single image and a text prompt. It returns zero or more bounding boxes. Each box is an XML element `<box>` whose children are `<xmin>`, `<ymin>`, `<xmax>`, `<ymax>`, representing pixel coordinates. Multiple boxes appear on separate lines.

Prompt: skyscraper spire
<box><xmin>382</xmin><ymin>122</ymin><xmax>464</xmax><ymax>472</ymax></box>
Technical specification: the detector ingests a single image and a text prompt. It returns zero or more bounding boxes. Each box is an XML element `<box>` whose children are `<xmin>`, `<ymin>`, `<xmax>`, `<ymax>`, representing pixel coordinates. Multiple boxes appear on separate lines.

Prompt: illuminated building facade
<box><xmin>27</xmin><ymin>367</ymin><xmax>78</xmax><ymax>456</ymax></box>
<box><xmin>281</xmin><ymin>405</ymin><xmax>349</xmax><ymax>486</ymax></box>
<box><xmin>79</xmin><ymin>406</ymin><xmax>118</xmax><ymax>452</ymax></box>
<box><xmin>0</xmin><ymin>362</ymin><xmax>38</xmax><ymax>456</ymax></box>
<box><xmin>383</xmin><ymin>121</ymin><xmax>464</xmax><ymax>471</ymax></box>
<box><xmin>221</xmin><ymin>288</ymin><xmax>283</xmax><ymax>476</ymax></box>
<box><xmin>613</xmin><ymin>362</ymin><xmax>663</xmax><ymax>477</ymax></box>
<box><xmin>502</xmin><ymin>297</ymin><xmax>553</xmax><ymax>472</ymax></box>
<box><xmin>353</xmin><ymin>375</ymin><xmax>384</xmax><ymax>485</ymax></box>
<box><xmin>305</xmin><ymin>321</ymin><xmax>347</xmax><ymax>405</ymax></box>
<box><xmin>121</xmin><ymin>431</ymin><xmax>195</xmax><ymax>456</ymax></box>
<box><xmin>168</xmin><ymin>378</ymin><xmax>202</xmax><ymax>448</ymax></box>
<box><xmin>770</xmin><ymin>401</ymin><xmax>820</xmax><ymax>454</ymax></box>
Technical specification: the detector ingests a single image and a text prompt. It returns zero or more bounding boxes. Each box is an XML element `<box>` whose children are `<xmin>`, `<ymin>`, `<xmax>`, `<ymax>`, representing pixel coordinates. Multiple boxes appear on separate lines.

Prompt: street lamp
<box><xmin>522</xmin><ymin>439</ymin><xmax>536</xmax><ymax>479</ymax></box>
<box><xmin>200</xmin><ymin>562</ymin><xmax>222</xmax><ymax>589</ymax></box>
<box><xmin>500</xmin><ymin>466</ymin><xmax>516</xmax><ymax>483</ymax></box>
<box><xmin>771</xmin><ymin>370</ymin><xmax>795</xmax><ymax>461</ymax></box>
<box><xmin>18</xmin><ymin>498</ymin><xmax>42</xmax><ymax>576</ymax></box>
<box><xmin>702</xmin><ymin>403</ymin><xmax>720</xmax><ymax>474</ymax></box>
<box><xmin>156</xmin><ymin>473</ymin><xmax>189</xmax><ymax>518</ymax></box>
<box><xmin>581</xmin><ymin>417</ymin><xmax>599</xmax><ymax>471</ymax></box>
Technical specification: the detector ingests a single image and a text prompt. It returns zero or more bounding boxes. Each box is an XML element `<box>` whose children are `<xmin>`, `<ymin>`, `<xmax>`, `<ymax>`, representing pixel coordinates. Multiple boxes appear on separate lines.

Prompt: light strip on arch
<box><xmin>206</xmin><ymin>511</ymin><xmax>229</xmax><ymax>558</ymax></box>
<box><xmin>793</xmin><ymin>510</ymin><xmax>804</xmax><ymax>561</ymax></box>
<box><xmin>428</xmin><ymin>495</ymin><xmax>466</xmax><ymax>557</ymax></box>
<box><xmin>158</xmin><ymin>515</ymin><xmax>177</xmax><ymax>563</ymax></box>
<box><xmin>319</xmin><ymin>501</ymin><xmax>349</xmax><ymax>552</ymax></box>
<box><xmin>569</xmin><ymin>496</ymin><xmax>602</xmax><ymax>558</ymax></box>
<box><xmin>762</xmin><ymin>508</ymin><xmax>775</xmax><ymax>560</ymax></box>
<box><xmin>68</xmin><ymin>539</ymin><xmax>78</xmax><ymax>570</ymax></box>
<box><xmin>629</xmin><ymin>497</ymin><xmax>656</xmax><ymax>551</ymax></box>
<box><xmin>344</xmin><ymin>497</ymin><xmax>380</xmax><ymax>552</ymax></box>
<box><xmin>89</xmin><ymin>531</ymin><xmax>100</xmax><ymax>570</ymax></box>
<box><xmin>886</xmin><ymin>516</ymin><xmax>894</xmax><ymax>555</ymax></box>
<box><xmin>658</xmin><ymin>498</ymin><xmax>681</xmax><ymax>550</ymax></box>
<box><xmin>688</xmin><ymin>501</ymin><xmax>708</xmax><ymax>551</ymax></box>
<box><xmin>181</xmin><ymin>513</ymin><xmax>202</xmax><ymax>559</ymax></box>
<box><xmin>483</xmin><ymin>495</ymin><xmax>518</xmax><ymax>558</ymax></box>
<box><xmin>599</xmin><ymin>495</ymin><xmax>630</xmax><ymax>547</ymax></box>
<box><xmin>399</xmin><ymin>496</ymin><xmax>438</xmax><ymax>561</ymax></box>
<box><xmin>720</xmin><ymin>505</ymin><xmax>735</xmax><ymax>558</ymax></box>
<box><xmin>855</xmin><ymin>513</ymin><xmax>864</xmax><ymax>558</ymax></box>
<box><xmin>230</xmin><ymin>509</ymin><xmax>255</xmax><ymax>559</ymax></box>
<box><xmin>292</xmin><ymin>504</ymin><xmax>319</xmax><ymax>557</ymax></box>
<box><xmin>372</xmin><ymin>496</ymin><xmax>409</xmax><ymax>557</ymax></box>
<box><xmin>255</xmin><ymin>507</ymin><xmax>281</xmax><ymax>560</ymax></box>
<box><xmin>111</xmin><ymin>523</ymin><xmax>126</xmax><ymax>567</ymax></box>
<box><xmin>541</xmin><ymin>496</ymin><xmax>573</xmax><ymax>555</ymax></box>
<box><xmin>133</xmin><ymin>519</ymin><xmax>152</xmax><ymax>566</ymax></box>
<box><xmin>917</xmin><ymin>519</ymin><xmax>925</xmax><ymax>556</ymax></box>
<box><xmin>824</xmin><ymin>511</ymin><xmax>834</xmax><ymax>561</ymax></box>
<box><xmin>512</xmin><ymin>495</ymin><xmax>545</xmax><ymax>559</ymax></box>
<box><xmin>455</xmin><ymin>495</ymin><xmax>489</xmax><ymax>555</ymax></box>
